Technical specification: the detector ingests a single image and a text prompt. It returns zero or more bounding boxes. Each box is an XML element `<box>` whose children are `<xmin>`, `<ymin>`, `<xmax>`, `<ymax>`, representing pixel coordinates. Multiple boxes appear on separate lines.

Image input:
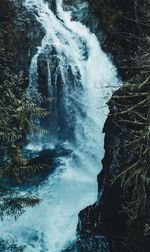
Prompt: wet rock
<box><xmin>63</xmin><ymin>0</ymin><xmax>90</xmax><ymax>24</ymax></box>
<box><xmin>63</xmin><ymin>0</ymin><xmax>103</xmax><ymax>40</ymax></box>
<box><xmin>1</xmin><ymin>0</ymin><xmax>44</xmax><ymax>95</ymax></box>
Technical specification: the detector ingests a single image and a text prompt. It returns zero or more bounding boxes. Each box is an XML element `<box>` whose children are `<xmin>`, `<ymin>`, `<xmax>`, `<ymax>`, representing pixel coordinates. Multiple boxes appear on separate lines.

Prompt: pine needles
<box><xmin>110</xmin><ymin>56</ymin><xmax>150</xmax><ymax>252</ymax></box>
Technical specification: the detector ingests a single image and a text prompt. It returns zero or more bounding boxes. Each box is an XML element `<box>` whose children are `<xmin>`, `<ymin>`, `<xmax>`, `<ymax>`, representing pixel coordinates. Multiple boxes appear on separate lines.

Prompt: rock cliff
<box><xmin>77</xmin><ymin>1</ymin><xmax>150</xmax><ymax>252</ymax></box>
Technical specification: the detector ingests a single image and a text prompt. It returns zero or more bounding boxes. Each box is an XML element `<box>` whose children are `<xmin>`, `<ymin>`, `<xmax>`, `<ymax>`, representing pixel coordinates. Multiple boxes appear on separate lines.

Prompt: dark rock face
<box><xmin>77</xmin><ymin>1</ymin><xmax>150</xmax><ymax>252</ymax></box>
<box><xmin>77</xmin><ymin>96</ymin><xmax>129</xmax><ymax>251</ymax></box>
<box><xmin>9</xmin><ymin>1</ymin><xmax>44</xmax><ymax>77</ymax></box>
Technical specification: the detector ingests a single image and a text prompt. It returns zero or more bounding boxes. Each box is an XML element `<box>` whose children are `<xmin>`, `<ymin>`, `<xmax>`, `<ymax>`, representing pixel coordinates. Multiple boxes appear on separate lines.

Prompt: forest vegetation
<box><xmin>0</xmin><ymin>1</ymin><xmax>49</xmax><ymax>250</ymax></box>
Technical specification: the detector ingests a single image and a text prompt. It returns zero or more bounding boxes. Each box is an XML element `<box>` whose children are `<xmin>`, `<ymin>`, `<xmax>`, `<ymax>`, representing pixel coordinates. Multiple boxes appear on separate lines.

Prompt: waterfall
<box><xmin>0</xmin><ymin>0</ymin><xmax>118</xmax><ymax>251</ymax></box>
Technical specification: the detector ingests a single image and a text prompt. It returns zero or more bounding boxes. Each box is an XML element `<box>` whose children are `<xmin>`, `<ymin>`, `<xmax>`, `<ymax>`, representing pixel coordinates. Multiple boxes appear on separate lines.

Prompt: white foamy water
<box><xmin>0</xmin><ymin>0</ymin><xmax>119</xmax><ymax>251</ymax></box>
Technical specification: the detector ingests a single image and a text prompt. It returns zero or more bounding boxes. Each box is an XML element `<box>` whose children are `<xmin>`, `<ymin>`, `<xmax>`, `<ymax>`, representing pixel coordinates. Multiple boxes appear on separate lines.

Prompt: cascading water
<box><xmin>0</xmin><ymin>0</ymin><xmax>119</xmax><ymax>251</ymax></box>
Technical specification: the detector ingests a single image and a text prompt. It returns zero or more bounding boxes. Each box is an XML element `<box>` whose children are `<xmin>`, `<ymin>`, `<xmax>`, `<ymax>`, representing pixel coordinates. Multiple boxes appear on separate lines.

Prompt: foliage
<box><xmin>111</xmin><ymin>76</ymin><xmax>150</xmax><ymax>250</ymax></box>
<box><xmin>91</xmin><ymin>0</ymin><xmax>150</xmax><ymax>81</ymax></box>
<box><xmin>0</xmin><ymin>68</ymin><xmax>47</xmax><ymax>217</ymax></box>
<box><xmin>108</xmin><ymin>2</ymin><xmax>150</xmax><ymax>250</ymax></box>
<box><xmin>0</xmin><ymin>3</ymin><xmax>49</xmax><ymax>251</ymax></box>
<box><xmin>0</xmin><ymin>186</ymin><xmax>40</xmax><ymax>220</ymax></box>
<box><xmin>0</xmin><ymin>237</ymin><xmax>25</xmax><ymax>252</ymax></box>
